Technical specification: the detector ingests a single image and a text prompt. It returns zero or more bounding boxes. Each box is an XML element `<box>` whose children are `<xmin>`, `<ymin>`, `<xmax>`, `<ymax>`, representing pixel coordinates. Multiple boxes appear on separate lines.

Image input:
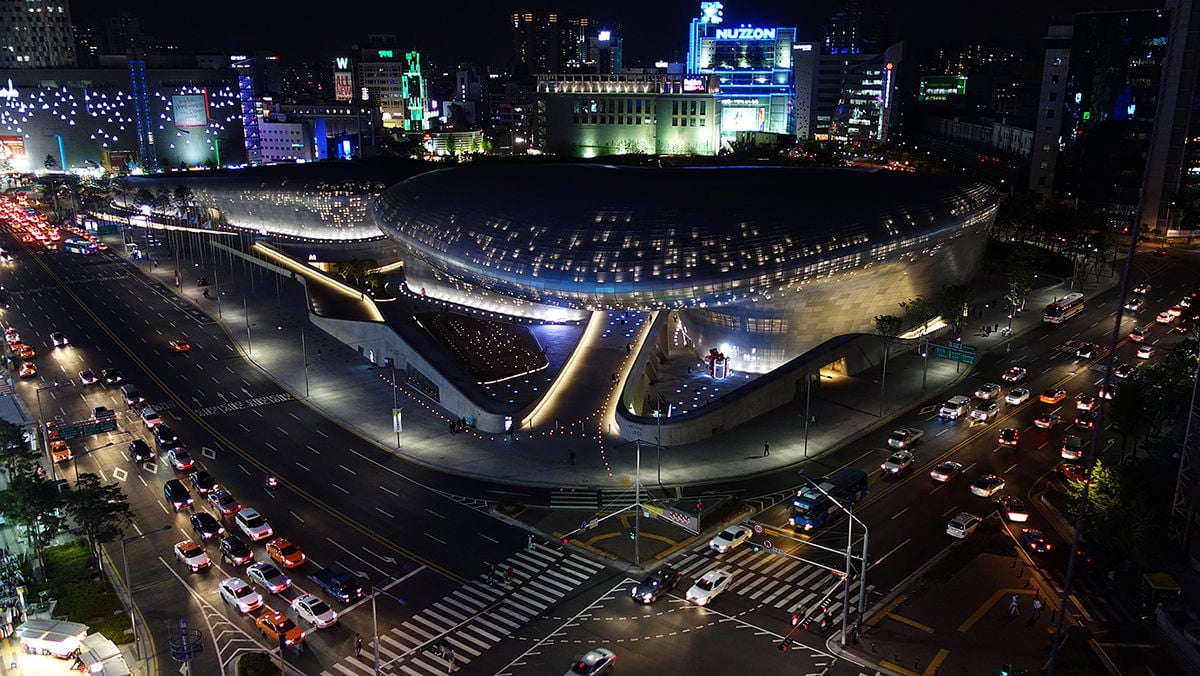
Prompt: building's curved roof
<box><xmin>374</xmin><ymin>163</ymin><xmax>997</xmax><ymax>308</ymax></box>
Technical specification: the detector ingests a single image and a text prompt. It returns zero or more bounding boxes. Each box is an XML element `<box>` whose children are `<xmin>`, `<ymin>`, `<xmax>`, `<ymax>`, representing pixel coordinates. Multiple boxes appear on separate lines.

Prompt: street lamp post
<box><xmin>36</xmin><ymin>380</ymin><xmax>74</xmax><ymax>481</ymax></box>
<box><xmin>244</xmin><ymin>294</ymin><xmax>253</xmax><ymax>354</ymax></box>
<box><xmin>352</xmin><ymin>574</ymin><xmax>406</xmax><ymax>675</ymax></box>
<box><xmin>74</xmin><ymin>441</ymin><xmax>117</xmax><ymax>483</ymax></box>
<box><xmin>122</xmin><ymin>524</ymin><xmax>171</xmax><ymax>659</ymax></box>
<box><xmin>798</xmin><ymin>475</ymin><xmax>868</xmax><ymax>646</ymax></box>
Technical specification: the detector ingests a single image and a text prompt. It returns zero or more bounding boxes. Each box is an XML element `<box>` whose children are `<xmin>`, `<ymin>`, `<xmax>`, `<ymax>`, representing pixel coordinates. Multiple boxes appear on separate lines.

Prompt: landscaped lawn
<box><xmin>42</xmin><ymin>540</ymin><xmax>129</xmax><ymax>642</ymax></box>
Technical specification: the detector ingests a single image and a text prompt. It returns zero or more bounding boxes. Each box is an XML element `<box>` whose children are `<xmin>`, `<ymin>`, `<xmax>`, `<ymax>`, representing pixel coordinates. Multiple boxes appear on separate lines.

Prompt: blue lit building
<box><xmin>686</xmin><ymin>2</ymin><xmax>796</xmax><ymax>139</ymax></box>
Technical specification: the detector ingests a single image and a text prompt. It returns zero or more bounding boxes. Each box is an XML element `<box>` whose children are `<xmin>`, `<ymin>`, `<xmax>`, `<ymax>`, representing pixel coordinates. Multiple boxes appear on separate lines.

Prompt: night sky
<box><xmin>71</xmin><ymin>0</ymin><xmax>1162</xmax><ymax>68</ymax></box>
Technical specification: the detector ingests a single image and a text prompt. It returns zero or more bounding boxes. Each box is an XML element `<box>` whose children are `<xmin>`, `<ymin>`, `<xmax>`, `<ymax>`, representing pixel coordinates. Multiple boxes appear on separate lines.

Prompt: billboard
<box><xmin>0</xmin><ymin>136</ymin><xmax>26</xmax><ymax>161</ymax></box>
<box><xmin>172</xmin><ymin>93</ymin><xmax>209</xmax><ymax>128</ymax></box>
<box><xmin>335</xmin><ymin>72</ymin><xmax>353</xmax><ymax>101</ymax></box>
<box><xmin>720</xmin><ymin>101</ymin><xmax>767</xmax><ymax>132</ymax></box>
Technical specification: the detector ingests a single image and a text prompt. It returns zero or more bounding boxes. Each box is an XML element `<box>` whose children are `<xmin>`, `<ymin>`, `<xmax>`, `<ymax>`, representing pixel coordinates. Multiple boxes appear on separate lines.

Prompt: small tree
<box><xmin>64</xmin><ymin>473</ymin><xmax>136</xmax><ymax>572</ymax></box>
<box><xmin>874</xmin><ymin>314</ymin><xmax>904</xmax><ymax>417</ymax></box>
<box><xmin>898</xmin><ymin>296</ymin><xmax>936</xmax><ymax>334</ymax></box>
<box><xmin>0</xmin><ymin>473</ymin><xmax>67</xmax><ymax>574</ymax></box>
<box><xmin>44</xmin><ymin>153</ymin><xmax>58</xmax><ymax>171</ymax></box>
<box><xmin>935</xmin><ymin>284</ymin><xmax>975</xmax><ymax>338</ymax></box>
<box><xmin>0</xmin><ymin>419</ymin><xmax>38</xmax><ymax>474</ymax></box>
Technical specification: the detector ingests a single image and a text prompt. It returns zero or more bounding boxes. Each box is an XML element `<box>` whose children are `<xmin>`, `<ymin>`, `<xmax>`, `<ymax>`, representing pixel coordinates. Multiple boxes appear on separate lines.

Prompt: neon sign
<box><xmin>0</xmin><ymin>79</ymin><xmax>18</xmax><ymax>98</ymax></box>
<box><xmin>378</xmin><ymin>50</ymin><xmax>393</xmax><ymax>58</ymax></box>
<box><xmin>700</xmin><ymin>2</ymin><xmax>724</xmax><ymax>25</ymax></box>
<box><xmin>715</xmin><ymin>27</ymin><xmax>777</xmax><ymax>40</ymax></box>
<box><xmin>335</xmin><ymin>57</ymin><xmax>349</xmax><ymax>69</ymax></box>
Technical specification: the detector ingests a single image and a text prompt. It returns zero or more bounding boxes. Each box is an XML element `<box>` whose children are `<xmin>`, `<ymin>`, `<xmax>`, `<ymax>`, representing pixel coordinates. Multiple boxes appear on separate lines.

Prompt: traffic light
<box><xmin>791</xmin><ymin>612</ymin><xmax>800</xmax><ymax>626</ymax></box>
<box><xmin>627</xmin><ymin>528</ymin><xmax>636</xmax><ymax>540</ymax></box>
<box><xmin>778</xmin><ymin>639</ymin><xmax>791</xmax><ymax>652</ymax></box>
<box><xmin>695</xmin><ymin>499</ymin><xmax>703</xmax><ymax>512</ymax></box>
<box><xmin>999</xmin><ymin>665</ymin><xmax>1012</xmax><ymax>676</ymax></box>
<box><xmin>561</xmin><ymin>536</ymin><xmax>571</xmax><ymax>545</ymax></box>
<box><xmin>750</xmin><ymin>543</ymin><xmax>761</xmax><ymax>553</ymax></box>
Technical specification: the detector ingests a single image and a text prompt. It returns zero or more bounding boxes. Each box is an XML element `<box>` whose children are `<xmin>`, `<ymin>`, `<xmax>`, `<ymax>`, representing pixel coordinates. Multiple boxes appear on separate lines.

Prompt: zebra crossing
<box><xmin>549</xmin><ymin>487</ymin><xmax>662</xmax><ymax>510</ymax></box>
<box><xmin>320</xmin><ymin>543</ymin><xmax>604</xmax><ymax>676</ymax></box>
<box><xmin>669</xmin><ymin>542</ymin><xmax>872</xmax><ymax>619</ymax></box>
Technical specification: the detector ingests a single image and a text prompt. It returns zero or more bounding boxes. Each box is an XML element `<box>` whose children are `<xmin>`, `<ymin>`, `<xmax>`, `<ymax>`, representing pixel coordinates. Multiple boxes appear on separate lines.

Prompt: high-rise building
<box><xmin>352</xmin><ymin>36</ymin><xmax>429</xmax><ymax>131</ymax></box>
<box><xmin>512</xmin><ymin>11</ymin><xmax>604</xmax><ymax>75</ymax></box>
<box><xmin>0</xmin><ymin>0</ymin><xmax>76</xmax><ymax>69</ymax></box>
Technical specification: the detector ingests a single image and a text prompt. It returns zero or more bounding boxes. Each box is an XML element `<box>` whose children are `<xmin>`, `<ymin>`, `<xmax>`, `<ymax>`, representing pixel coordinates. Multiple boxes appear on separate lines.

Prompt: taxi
<box><xmin>169</xmin><ymin>339</ymin><xmax>191</xmax><ymax>353</ymax></box>
<box><xmin>265</xmin><ymin>537</ymin><xmax>306</xmax><ymax>568</ymax></box>
<box><xmin>18</xmin><ymin>361</ymin><xmax>36</xmax><ymax>378</ymax></box>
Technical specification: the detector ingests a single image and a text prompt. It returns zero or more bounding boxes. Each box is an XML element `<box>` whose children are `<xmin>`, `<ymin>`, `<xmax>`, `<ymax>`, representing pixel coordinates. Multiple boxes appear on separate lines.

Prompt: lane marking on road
<box><xmin>873</xmin><ymin>538</ymin><xmax>910</xmax><ymax>567</ymax></box>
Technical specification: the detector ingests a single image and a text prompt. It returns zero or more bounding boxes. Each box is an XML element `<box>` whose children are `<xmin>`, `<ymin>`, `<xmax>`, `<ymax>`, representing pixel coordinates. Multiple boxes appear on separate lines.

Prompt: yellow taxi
<box><xmin>50</xmin><ymin>440</ymin><xmax>72</xmax><ymax>463</ymax></box>
<box><xmin>18</xmin><ymin>361</ymin><xmax>36</xmax><ymax>378</ymax></box>
<box><xmin>265</xmin><ymin>537</ymin><xmax>306</xmax><ymax>569</ymax></box>
<box><xmin>255</xmin><ymin>610</ymin><xmax>305</xmax><ymax>647</ymax></box>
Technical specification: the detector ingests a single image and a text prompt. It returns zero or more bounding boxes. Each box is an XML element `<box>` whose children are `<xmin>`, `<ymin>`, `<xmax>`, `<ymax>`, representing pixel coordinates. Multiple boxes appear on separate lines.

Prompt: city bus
<box><xmin>62</xmin><ymin>238</ymin><xmax>97</xmax><ymax>255</ymax></box>
<box><xmin>1043</xmin><ymin>292</ymin><xmax>1085</xmax><ymax>323</ymax></box>
<box><xmin>789</xmin><ymin>467</ymin><xmax>869</xmax><ymax>531</ymax></box>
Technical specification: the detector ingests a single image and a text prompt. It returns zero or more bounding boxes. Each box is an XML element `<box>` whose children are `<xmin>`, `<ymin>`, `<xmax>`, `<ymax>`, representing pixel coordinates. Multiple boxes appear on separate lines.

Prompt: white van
<box><xmin>939</xmin><ymin>395</ymin><xmax>972</xmax><ymax>420</ymax></box>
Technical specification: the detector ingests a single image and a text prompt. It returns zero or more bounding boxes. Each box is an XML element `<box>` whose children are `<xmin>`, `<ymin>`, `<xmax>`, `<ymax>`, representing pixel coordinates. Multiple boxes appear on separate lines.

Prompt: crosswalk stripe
<box><xmin>379</xmin><ymin>632</ymin><xmax>412</xmax><ymax>655</ymax></box>
<box><xmin>432</xmin><ymin>602</ymin><xmax>469</xmax><ymax>621</ymax></box>
<box><xmin>474</xmin><ymin>614</ymin><xmax>513</xmax><ymax>636</ymax></box>
<box><xmin>329</xmin><ymin>660</ymin><xmax>369</xmax><ymax>675</ymax></box>
<box><xmin>517</xmin><ymin>586</ymin><xmax>558</xmax><ymax>606</ymax></box>
<box><xmin>421</xmin><ymin>608</ymin><xmax>458</xmax><ymax>627</ymax></box>
<box><xmin>496</xmin><ymin>602</ymin><xmax>534</xmax><ymax>624</ymax></box>
<box><xmin>412</xmin><ymin>614</ymin><xmax>451</xmax><ymax>635</ymax></box>
<box><xmin>758</xmin><ymin>555</ymin><xmax>794</xmax><ymax>576</ymax></box>
<box><xmin>559</xmin><ymin>556</ymin><xmax>603</xmax><ymax>576</ymax></box>
<box><xmin>455</xmin><ymin>628</ymin><xmax>493</xmax><ymax>650</ymax></box>
<box><xmin>773</xmin><ymin>586</ymin><xmax>810</xmax><ymax>611</ymax></box>
<box><xmin>448</xmin><ymin>591</ymin><xmax>485</xmax><ymax>612</ymax></box>
<box><xmin>460</xmin><ymin>583</ymin><xmax>499</xmax><ymax>604</ymax></box>
<box><xmin>446</xmin><ymin>635</ymin><xmax>481</xmax><ymax>657</ymax></box>
<box><xmin>483</xmin><ymin>610</ymin><xmax>522</xmax><ymax>629</ymax></box>
<box><xmin>402</xmin><ymin>620</ymin><xmax>437</xmax><ymax>642</ymax></box>
<box><xmin>532</xmin><ymin>573</ymin><xmax>575</xmax><ymax>594</ymax></box>
<box><xmin>748</xmin><ymin>579</ymin><xmax>782</xmax><ymax>600</ymax></box>
<box><xmin>398</xmin><ymin>665</ymin><xmax>425</xmax><ymax>676</ymax></box>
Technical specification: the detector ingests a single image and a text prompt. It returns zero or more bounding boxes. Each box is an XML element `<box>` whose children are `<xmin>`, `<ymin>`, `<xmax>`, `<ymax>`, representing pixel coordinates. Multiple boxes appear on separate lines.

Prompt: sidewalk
<box><xmin>123</xmin><ymin>229</ymin><xmax>1121</xmax><ymax>491</ymax></box>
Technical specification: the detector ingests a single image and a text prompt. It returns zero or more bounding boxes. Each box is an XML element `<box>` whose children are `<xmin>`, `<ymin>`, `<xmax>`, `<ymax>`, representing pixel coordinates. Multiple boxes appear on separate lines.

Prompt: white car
<box><xmin>1136</xmin><ymin>344</ymin><xmax>1154</xmax><ymax>359</ymax></box>
<box><xmin>970</xmin><ymin>474</ymin><xmax>1006</xmax><ymax>497</ymax></box>
<box><xmin>970</xmin><ymin>401</ymin><xmax>999</xmax><ymax>422</ymax></box>
<box><xmin>685</xmin><ymin>568</ymin><xmax>732</xmax><ymax>606</ymax></box>
<box><xmin>709</xmin><ymin>525</ymin><xmax>752</xmax><ymax>554</ymax></box>
<box><xmin>246</xmin><ymin>561</ymin><xmax>291</xmax><ymax>594</ymax></box>
<box><xmin>880</xmin><ymin>450</ymin><xmax>914</xmax><ymax>475</ymax></box>
<box><xmin>974</xmin><ymin>383</ymin><xmax>1001</xmax><ymax>400</ymax></box>
<box><xmin>1124</xmin><ymin>298</ymin><xmax>1143</xmax><ymax>312</ymax></box>
<box><xmin>166</xmin><ymin>447</ymin><xmax>195</xmax><ymax>471</ymax></box>
<box><xmin>234</xmin><ymin>507</ymin><xmax>273</xmax><ymax>542</ymax></box>
<box><xmin>1156</xmin><ymin>311</ymin><xmax>1173</xmax><ymax>324</ymax></box>
<box><xmin>140</xmin><ymin>407</ymin><xmax>163</xmax><ymax>428</ymax></box>
<box><xmin>1000</xmin><ymin>366</ymin><xmax>1026</xmax><ymax>383</ymax></box>
<box><xmin>50</xmin><ymin>332</ymin><xmax>68</xmax><ymax>347</ymax></box>
<box><xmin>78</xmin><ymin>369</ymin><xmax>98</xmax><ymax>385</ymax></box>
<box><xmin>929</xmin><ymin>460</ymin><xmax>963</xmax><ymax>482</ymax></box>
<box><xmin>1004</xmin><ymin>387</ymin><xmax>1030</xmax><ymax>405</ymax></box>
<box><xmin>219</xmin><ymin>577</ymin><xmax>263</xmax><ymax>614</ymax></box>
<box><xmin>1133</xmin><ymin>283</ymin><xmax>1151</xmax><ymax>294</ymax></box>
<box><xmin>292</xmin><ymin>593</ymin><xmax>338</xmax><ymax>628</ymax></box>
<box><xmin>946</xmin><ymin>512</ymin><xmax>981</xmax><ymax>539</ymax></box>
<box><xmin>887</xmin><ymin>428</ymin><xmax>923</xmax><ymax>449</ymax></box>
<box><xmin>173</xmin><ymin>539</ymin><xmax>211</xmax><ymax>572</ymax></box>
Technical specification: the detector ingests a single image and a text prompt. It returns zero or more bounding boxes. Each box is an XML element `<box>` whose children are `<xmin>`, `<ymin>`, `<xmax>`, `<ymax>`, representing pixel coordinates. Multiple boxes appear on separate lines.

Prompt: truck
<box><xmin>887</xmin><ymin>428</ymin><xmax>923</xmax><ymax>449</ymax></box>
<box><xmin>310</xmin><ymin>567</ymin><xmax>364</xmax><ymax>604</ymax></box>
<box><xmin>789</xmin><ymin>467</ymin><xmax>870</xmax><ymax>532</ymax></box>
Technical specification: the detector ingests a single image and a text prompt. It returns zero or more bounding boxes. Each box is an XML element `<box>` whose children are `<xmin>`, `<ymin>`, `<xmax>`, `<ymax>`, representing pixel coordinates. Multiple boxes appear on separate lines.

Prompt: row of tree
<box><xmin>0</xmin><ymin>420</ymin><xmax>135</xmax><ymax>576</ymax></box>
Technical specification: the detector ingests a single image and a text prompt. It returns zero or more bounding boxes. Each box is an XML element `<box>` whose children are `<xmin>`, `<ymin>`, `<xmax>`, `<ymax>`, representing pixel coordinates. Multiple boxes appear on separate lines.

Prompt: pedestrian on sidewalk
<box><xmin>446</xmin><ymin>646</ymin><xmax>457</xmax><ymax>672</ymax></box>
<box><xmin>354</xmin><ymin>633</ymin><xmax>362</xmax><ymax>657</ymax></box>
<box><xmin>763</xmin><ymin>441</ymin><xmax>770</xmax><ymax>457</ymax></box>
<box><xmin>1008</xmin><ymin>594</ymin><xmax>1020</xmax><ymax>616</ymax></box>
<box><xmin>1031</xmin><ymin>597</ymin><xmax>1043</xmax><ymax>620</ymax></box>
<box><xmin>527</xmin><ymin>534</ymin><xmax>534</xmax><ymax>550</ymax></box>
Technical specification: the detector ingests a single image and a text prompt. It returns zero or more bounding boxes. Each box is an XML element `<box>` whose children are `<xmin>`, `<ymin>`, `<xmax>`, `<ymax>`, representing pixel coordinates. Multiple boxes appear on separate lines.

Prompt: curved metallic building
<box><xmin>376</xmin><ymin>163</ymin><xmax>998</xmax><ymax>372</ymax></box>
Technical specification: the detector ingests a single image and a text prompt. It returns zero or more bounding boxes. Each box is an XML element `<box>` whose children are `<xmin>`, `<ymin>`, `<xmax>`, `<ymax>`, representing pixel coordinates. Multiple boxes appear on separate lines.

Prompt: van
<box><xmin>939</xmin><ymin>395</ymin><xmax>972</xmax><ymax>420</ymax></box>
<box><xmin>1061</xmin><ymin>435</ymin><xmax>1084</xmax><ymax>460</ymax></box>
<box><xmin>120</xmin><ymin>384</ymin><xmax>144</xmax><ymax>406</ymax></box>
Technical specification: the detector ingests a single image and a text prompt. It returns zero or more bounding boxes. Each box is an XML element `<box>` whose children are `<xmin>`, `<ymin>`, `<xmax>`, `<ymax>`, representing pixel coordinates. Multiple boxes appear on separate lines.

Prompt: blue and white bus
<box><xmin>789</xmin><ymin>467</ymin><xmax>869</xmax><ymax>531</ymax></box>
<box><xmin>62</xmin><ymin>238</ymin><xmax>97</xmax><ymax>255</ymax></box>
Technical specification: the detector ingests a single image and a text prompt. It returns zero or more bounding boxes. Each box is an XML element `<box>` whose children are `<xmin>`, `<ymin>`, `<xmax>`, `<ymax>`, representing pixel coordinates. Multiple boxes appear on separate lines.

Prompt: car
<box><xmin>566</xmin><ymin>647</ymin><xmax>616</xmax><ymax>676</ymax></box>
<box><xmin>164</xmin><ymin>479</ymin><xmax>192</xmax><ymax>511</ymax></box>
<box><xmin>219</xmin><ymin>577</ymin><xmax>263</xmax><ymax>614</ymax></box>
<box><xmin>1124</xmin><ymin>297</ymin><xmax>1144</xmax><ymax>312</ymax></box>
<box><xmin>1133</xmin><ymin>283</ymin><xmax>1151</xmax><ymax>294</ymax></box>
<box><xmin>887</xmin><ymin>427</ymin><xmax>923</xmax><ymax>449</ymax></box>
<box><xmin>970</xmin><ymin>401</ymin><xmax>999</xmax><ymax>422</ymax></box>
<box><xmin>685</xmin><ymin>568</ymin><xmax>732</xmax><ymax>606</ymax></box>
<box><xmin>190</xmin><ymin>511</ymin><xmax>225</xmax><ymax>540</ymax></box>
<box><xmin>630</xmin><ymin>565</ymin><xmax>680</xmax><ymax>604</ymax></box>
<box><xmin>255</xmin><ymin>610</ymin><xmax>305</xmax><ymax>647</ymax></box>
<box><xmin>1128</xmin><ymin>327</ymin><xmax>1147</xmax><ymax>342</ymax></box>
<box><xmin>101</xmin><ymin>368</ymin><xmax>123</xmax><ymax>384</ymax></box>
<box><xmin>946</xmin><ymin>512</ymin><xmax>981</xmax><ymax>539</ymax></box>
<box><xmin>49</xmin><ymin>332</ymin><xmax>67</xmax><ymax>347</ymax></box>
<box><xmin>173</xmin><ymin>539</ymin><xmax>211</xmax><ymax>572</ymax></box>
<box><xmin>997</xmin><ymin>428</ymin><xmax>1020</xmax><ymax>447</ymax></box>
<box><xmin>44</xmin><ymin>420</ymin><xmax>59</xmax><ymax>441</ymax></box>
<box><xmin>970</xmin><ymin>474</ymin><xmax>1006</xmax><ymax>497</ymax></box>
<box><xmin>1040</xmin><ymin>388</ymin><xmax>1068</xmax><ymax>404</ymax></box>
<box><xmin>235</xmin><ymin>507</ymin><xmax>273</xmax><ymax>541</ymax></box>
<box><xmin>1075</xmin><ymin>343</ymin><xmax>1099</xmax><ymax>359</ymax></box>
<box><xmin>1061</xmin><ymin>435</ymin><xmax>1085</xmax><ymax>460</ymax></box>
<box><xmin>166</xmin><ymin>447</ymin><xmax>195</xmax><ymax>471</ymax></box>
<box><xmin>974</xmin><ymin>383</ymin><xmax>1001</xmax><ymax>400</ymax></box>
<box><xmin>1000</xmin><ymin>366</ymin><xmax>1027</xmax><ymax>383</ymax></box>
<box><xmin>140</xmin><ymin>407</ymin><xmax>163</xmax><ymax>428</ymax></box>
<box><xmin>880</xmin><ymin>450</ymin><xmax>915</xmax><ymax>475</ymax></box>
<box><xmin>996</xmin><ymin>495</ymin><xmax>1030</xmax><ymax>522</ymax></box>
<box><xmin>1074</xmin><ymin>411</ymin><xmax>1097</xmax><ymax>428</ymax></box>
<box><xmin>1171</xmin><ymin>323</ymin><xmax>1190</xmax><ymax>335</ymax></box>
<box><xmin>1156</xmin><ymin>311</ymin><xmax>1173</xmax><ymax>324</ymax></box>
<box><xmin>153</xmin><ymin>424</ymin><xmax>178</xmax><ymax>447</ymax></box>
<box><xmin>1183</xmin><ymin>293</ymin><xmax>1198</xmax><ymax>308</ymax></box>
<box><xmin>1059</xmin><ymin>462</ymin><xmax>1095</xmax><ymax>485</ymax></box>
<box><xmin>266</xmin><ymin>537</ymin><xmax>306</xmax><ymax>568</ymax></box>
<box><xmin>92</xmin><ymin>405</ymin><xmax>115</xmax><ymax>420</ymax></box>
<box><xmin>49</xmin><ymin>439</ymin><xmax>72</xmax><ymax>463</ymax></box>
<box><xmin>169</xmin><ymin>339</ymin><xmax>191</xmax><ymax>353</ymax></box>
<box><xmin>1098</xmin><ymin>383</ymin><xmax>1119</xmax><ymax>400</ymax></box>
<box><xmin>1156</xmin><ymin>248</ymin><xmax>1168</xmax><ymax>257</ymax></box>
<box><xmin>1019</xmin><ymin>528</ymin><xmax>1053</xmax><ymax>554</ymax></box>
<box><xmin>77</xmin><ymin>369</ymin><xmax>97</xmax><ymax>384</ymax></box>
<box><xmin>709</xmin><ymin>524</ymin><xmax>753</xmax><ymax>554</ymax></box>
<box><xmin>292</xmin><ymin>593</ymin><xmax>338</xmax><ymax>628</ymax></box>
<box><xmin>120</xmin><ymin>384</ymin><xmax>144</xmax><ymax>406</ymax></box>
<box><xmin>1168</xmin><ymin>305</ymin><xmax>1183</xmax><ymax>318</ymax></box>
<box><xmin>207</xmin><ymin>488</ymin><xmax>240</xmax><ymax>515</ymax></box>
<box><xmin>17</xmin><ymin>361</ymin><xmax>36</xmax><ymax>378</ymax></box>
<box><xmin>1033</xmin><ymin>414</ymin><xmax>1062</xmax><ymax>429</ymax></box>
<box><xmin>128</xmin><ymin>439</ymin><xmax>154</xmax><ymax>463</ymax></box>
<box><xmin>218</xmin><ymin>535</ymin><xmax>254</xmax><ymax>566</ymax></box>
<box><xmin>15</xmin><ymin>344</ymin><xmax>35</xmax><ymax>360</ymax></box>
<box><xmin>247</xmin><ymin>561</ymin><xmax>291</xmax><ymax>594</ymax></box>
<box><xmin>929</xmin><ymin>460</ymin><xmax>964</xmax><ymax>483</ymax></box>
<box><xmin>189</xmin><ymin>470</ymin><xmax>219</xmax><ymax>494</ymax></box>
<box><xmin>1113</xmin><ymin>363</ymin><xmax>1137</xmax><ymax>379</ymax></box>
<box><xmin>1005</xmin><ymin>387</ymin><xmax>1030</xmax><ymax>405</ymax></box>
<box><xmin>1075</xmin><ymin>395</ymin><xmax>1097</xmax><ymax>412</ymax></box>
<box><xmin>1136</xmin><ymin>344</ymin><xmax>1154</xmax><ymax>359</ymax></box>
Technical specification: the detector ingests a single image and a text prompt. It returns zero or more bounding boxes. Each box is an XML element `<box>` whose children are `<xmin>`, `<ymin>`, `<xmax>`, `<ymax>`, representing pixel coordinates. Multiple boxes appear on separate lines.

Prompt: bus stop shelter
<box><xmin>14</xmin><ymin>618</ymin><xmax>88</xmax><ymax>658</ymax></box>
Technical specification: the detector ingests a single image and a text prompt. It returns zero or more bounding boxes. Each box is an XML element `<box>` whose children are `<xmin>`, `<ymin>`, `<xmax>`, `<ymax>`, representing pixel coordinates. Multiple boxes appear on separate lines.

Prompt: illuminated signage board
<box><xmin>335</xmin><ymin>72</ymin><xmax>353</xmax><ymax>101</ymax></box>
<box><xmin>378</xmin><ymin>50</ymin><xmax>393</xmax><ymax>58</ymax></box>
<box><xmin>171</xmin><ymin>93</ymin><xmax>209</xmax><ymax>128</ymax></box>
<box><xmin>0</xmin><ymin>79</ymin><xmax>18</xmax><ymax>98</ymax></box>
<box><xmin>598</xmin><ymin>30</ymin><xmax>611</xmax><ymax>41</ymax></box>
<box><xmin>0</xmin><ymin>136</ymin><xmax>26</xmax><ymax>160</ymax></box>
<box><xmin>683</xmin><ymin>76</ymin><xmax>707</xmax><ymax>93</ymax></box>
<box><xmin>714</xmin><ymin>27</ymin><xmax>776</xmax><ymax>40</ymax></box>
<box><xmin>700</xmin><ymin>2</ymin><xmax>724</xmax><ymax>24</ymax></box>
<box><xmin>335</xmin><ymin>57</ymin><xmax>349</xmax><ymax>69</ymax></box>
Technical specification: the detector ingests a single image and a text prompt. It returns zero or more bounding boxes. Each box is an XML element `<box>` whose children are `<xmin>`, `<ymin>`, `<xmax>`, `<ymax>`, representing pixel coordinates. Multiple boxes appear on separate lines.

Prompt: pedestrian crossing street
<box><xmin>668</xmin><ymin>542</ymin><xmax>872</xmax><ymax>620</ymax></box>
<box><xmin>320</xmin><ymin>543</ymin><xmax>604</xmax><ymax>676</ymax></box>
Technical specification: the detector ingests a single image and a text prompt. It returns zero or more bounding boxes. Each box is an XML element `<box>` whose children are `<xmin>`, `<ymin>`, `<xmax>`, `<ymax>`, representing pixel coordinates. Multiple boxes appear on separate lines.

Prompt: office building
<box><xmin>0</xmin><ymin>0</ymin><xmax>76</xmax><ymax>69</ymax></box>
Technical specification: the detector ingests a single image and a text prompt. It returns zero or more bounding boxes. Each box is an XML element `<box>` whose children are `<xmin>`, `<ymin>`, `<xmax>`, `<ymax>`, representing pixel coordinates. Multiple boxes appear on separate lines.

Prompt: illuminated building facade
<box><xmin>0</xmin><ymin>0</ymin><xmax>76</xmax><ymax>69</ymax></box>
<box><xmin>536</xmin><ymin>73</ymin><xmax>721</xmax><ymax>157</ymax></box>
<box><xmin>374</xmin><ymin>163</ymin><xmax>998</xmax><ymax>372</ymax></box>
<box><xmin>351</xmin><ymin>38</ymin><xmax>429</xmax><ymax>131</ymax></box>
<box><xmin>0</xmin><ymin>66</ymin><xmax>245</xmax><ymax>173</ymax></box>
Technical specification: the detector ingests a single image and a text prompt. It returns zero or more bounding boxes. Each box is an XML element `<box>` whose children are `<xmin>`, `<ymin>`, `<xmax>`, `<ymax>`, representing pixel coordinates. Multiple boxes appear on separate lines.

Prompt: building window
<box><xmin>1046</xmin><ymin>109</ymin><xmax>1055</xmax><ymax>119</ymax></box>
